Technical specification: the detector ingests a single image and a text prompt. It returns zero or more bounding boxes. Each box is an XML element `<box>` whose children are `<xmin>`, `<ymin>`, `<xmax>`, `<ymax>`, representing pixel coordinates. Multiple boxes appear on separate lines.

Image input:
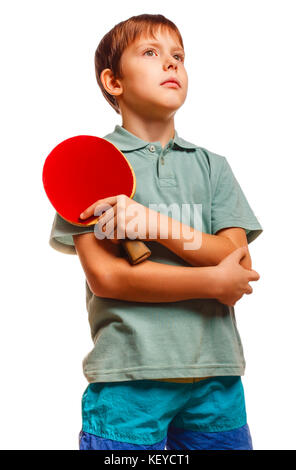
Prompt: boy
<box><xmin>49</xmin><ymin>14</ymin><xmax>263</xmax><ymax>450</ymax></box>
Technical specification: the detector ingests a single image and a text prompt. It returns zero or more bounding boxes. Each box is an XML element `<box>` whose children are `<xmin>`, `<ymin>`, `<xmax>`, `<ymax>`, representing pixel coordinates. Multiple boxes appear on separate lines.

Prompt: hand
<box><xmin>79</xmin><ymin>194</ymin><xmax>159</xmax><ymax>244</ymax></box>
<box><xmin>215</xmin><ymin>246</ymin><xmax>260</xmax><ymax>307</ymax></box>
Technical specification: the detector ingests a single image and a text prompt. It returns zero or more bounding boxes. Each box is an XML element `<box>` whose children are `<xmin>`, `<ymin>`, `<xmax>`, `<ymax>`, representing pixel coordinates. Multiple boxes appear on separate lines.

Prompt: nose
<box><xmin>163</xmin><ymin>56</ymin><xmax>178</xmax><ymax>71</ymax></box>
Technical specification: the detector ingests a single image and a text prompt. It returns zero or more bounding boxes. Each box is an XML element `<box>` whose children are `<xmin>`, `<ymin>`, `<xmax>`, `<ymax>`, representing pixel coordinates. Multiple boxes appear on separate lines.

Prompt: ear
<box><xmin>100</xmin><ymin>68</ymin><xmax>123</xmax><ymax>98</ymax></box>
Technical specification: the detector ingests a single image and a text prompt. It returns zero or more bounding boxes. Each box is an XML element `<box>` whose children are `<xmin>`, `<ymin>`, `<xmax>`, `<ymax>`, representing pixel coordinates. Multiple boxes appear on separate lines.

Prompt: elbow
<box><xmin>212</xmin><ymin>237</ymin><xmax>239</xmax><ymax>266</ymax></box>
<box><xmin>230</xmin><ymin>241</ymin><xmax>253</xmax><ymax>270</ymax></box>
<box><xmin>217</xmin><ymin>231</ymin><xmax>253</xmax><ymax>270</ymax></box>
<box><xmin>92</xmin><ymin>266</ymin><xmax>121</xmax><ymax>298</ymax></box>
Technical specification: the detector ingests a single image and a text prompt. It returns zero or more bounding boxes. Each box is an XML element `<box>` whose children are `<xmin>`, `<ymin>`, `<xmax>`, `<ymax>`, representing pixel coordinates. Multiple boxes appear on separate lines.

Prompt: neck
<box><xmin>121</xmin><ymin>111</ymin><xmax>176</xmax><ymax>149</ymax></box>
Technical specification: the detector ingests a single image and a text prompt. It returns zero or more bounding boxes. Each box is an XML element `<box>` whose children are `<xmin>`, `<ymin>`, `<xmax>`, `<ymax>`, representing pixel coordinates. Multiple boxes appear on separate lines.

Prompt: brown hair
<box><xmin>94</xmin><ymin>14</ymin><xmax>184</xmax><ymax>114</ymax></box>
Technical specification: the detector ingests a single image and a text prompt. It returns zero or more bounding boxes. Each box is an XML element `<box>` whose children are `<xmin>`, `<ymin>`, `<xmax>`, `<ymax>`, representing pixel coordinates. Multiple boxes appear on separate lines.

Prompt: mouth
<box><xmin>160</xmin><ymin>78</ymin><xmax>181</xmax><ymax>88</ymax></box>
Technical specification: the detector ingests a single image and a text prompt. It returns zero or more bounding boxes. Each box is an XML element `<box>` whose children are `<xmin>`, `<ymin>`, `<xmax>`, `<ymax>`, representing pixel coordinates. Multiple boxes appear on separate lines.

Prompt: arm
<box><xmin>78</xmin><ymin>194</ymin><xmax>252</xmax><ymax>270</ymax></box>
<box><xmin>156</xmin><ymin>212</ymin><xmax>252</xmax><ymax>269</ymax></box>
<box><xmin>73</xmin><ymin>232</ymin><xmax>220</xmax><ymax>303</ymax></box>
<box><xmin>214</xmin><ymin>227</ymin><xmax>252</xmax><ymax>270</ymax></box>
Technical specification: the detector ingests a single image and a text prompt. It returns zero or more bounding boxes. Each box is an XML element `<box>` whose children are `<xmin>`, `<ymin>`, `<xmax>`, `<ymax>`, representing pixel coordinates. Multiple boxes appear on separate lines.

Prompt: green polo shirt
<box><xmin>49</xmin><ymin>124</ymin><xmax>263</xmax><ymax>382</ymax></box>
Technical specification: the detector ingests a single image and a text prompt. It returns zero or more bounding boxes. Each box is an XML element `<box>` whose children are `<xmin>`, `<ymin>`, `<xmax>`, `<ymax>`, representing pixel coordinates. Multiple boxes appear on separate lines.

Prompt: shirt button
<box><xmin>149</xmin><ymin>145</ymin><xmax>156</xmax><ymax>152</ymax></box>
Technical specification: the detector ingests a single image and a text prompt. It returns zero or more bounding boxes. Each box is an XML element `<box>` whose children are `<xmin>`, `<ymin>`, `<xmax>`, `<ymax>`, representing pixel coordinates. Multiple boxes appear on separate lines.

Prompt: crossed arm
<box><xmin>73</xmin><ymin>213</ymin><xmax>252</xmax><ymax>303</ymax></box>
<box><xmin>156</xmin><ymin>212</ymin><xmax>252</xmax><ymax>269</ymax></box>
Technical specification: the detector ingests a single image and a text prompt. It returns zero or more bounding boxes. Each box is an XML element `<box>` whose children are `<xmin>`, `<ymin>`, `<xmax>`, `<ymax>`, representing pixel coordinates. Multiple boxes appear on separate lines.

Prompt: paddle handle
<box><xmin>121</xmin><ymin>240</ymin><xmax>151</xmax><ymax>265</ymax></box>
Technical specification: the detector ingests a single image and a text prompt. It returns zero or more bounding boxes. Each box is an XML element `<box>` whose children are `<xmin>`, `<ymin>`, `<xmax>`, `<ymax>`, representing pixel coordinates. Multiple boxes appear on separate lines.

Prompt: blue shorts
<box><xmin>79</xmin><ymin>376</ymin><xmax>252</xmax><ymax>450</ymax></box>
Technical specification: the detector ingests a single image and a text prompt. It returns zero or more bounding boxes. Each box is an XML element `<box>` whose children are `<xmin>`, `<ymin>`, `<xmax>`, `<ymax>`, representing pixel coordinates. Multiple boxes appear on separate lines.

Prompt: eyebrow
<box><xmin>135</xmin><ymin>41</ymin><xmax>185</xmax><ymax>54</ymax></box>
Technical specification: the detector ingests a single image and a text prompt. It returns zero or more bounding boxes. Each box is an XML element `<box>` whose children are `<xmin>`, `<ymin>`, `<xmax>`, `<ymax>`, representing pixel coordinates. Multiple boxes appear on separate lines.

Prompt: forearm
<box><xmin>156</xmin><ymin>213</ymin><xmax>236</xmax><ymax>267</ymax></box>
<box><xmin>97</xmin><ymin>257</ymin><xmax>220</xmax><ymax>303</ymax></box>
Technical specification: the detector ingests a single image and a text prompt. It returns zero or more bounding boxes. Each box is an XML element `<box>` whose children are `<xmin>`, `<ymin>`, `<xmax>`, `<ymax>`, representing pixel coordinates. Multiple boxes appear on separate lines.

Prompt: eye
<box><xmin>142</xmin><ymin>49</ymin><xmax>185</xmax><ymax>62</ymax></box>
<box><xmin>173</xmin><ymin>54</ymin><xmax>185</xmax><ymax>62</ymax></box>
<box><xmin>143</xmin><ymin>49</ymin><xmax>157</xmax><ymax>57</ymax></box>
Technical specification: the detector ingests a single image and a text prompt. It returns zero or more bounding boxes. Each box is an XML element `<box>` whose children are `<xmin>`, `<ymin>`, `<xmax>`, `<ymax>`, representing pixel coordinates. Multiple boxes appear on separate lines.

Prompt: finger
<box><xmin>96</xmin><ymin>212</ymin><xmax>117</xmax><ymax>237</ymax></box>
<box><xmin>80</xmin><ymin>200</ymin><xmax>101</xmax><ymax>219</ymax></box>
<box><xmin>109</xmin><ymin>219</ymin><xmax>123</xmax><ymax>241</ymax></box>
<box><xmin>245</xmin><ymin>284</ymin><xmax>253</xmax><ymax>295</ymax></box>
<box><xmin>97</xmin><ymin>205</ymin><xmax>117</xmax><ymax>225</ymax></box>
<box><xmin>232</xmin><ymin>246</ymin><xmax>248</xmax><ymax>262</ymax></box>
<box><xmin>104</xmin><ymin>218</ymin><xmax>117</xmax><ymax>239</ymax></box>
<box><xmin>80</xmin><ymin>196</ymin><xmax>118</xmax><ymax>219</ymax></box>
<box><xmin>94</xmin><ymin>203</ymin><xmax>113</xmax><ymax>219</ymax></box>
<box><xmin>248</xmin><ymin>269</ymin><xmax>260</xmax><ymax>282</ymax></box>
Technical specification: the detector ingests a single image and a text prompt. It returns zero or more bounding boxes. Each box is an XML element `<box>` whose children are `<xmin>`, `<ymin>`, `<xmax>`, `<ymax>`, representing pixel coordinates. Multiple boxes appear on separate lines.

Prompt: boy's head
<box><xmin>95</xmin><ymin>14</ymin><xmax>187</xmax><ymax>119</ymax></box>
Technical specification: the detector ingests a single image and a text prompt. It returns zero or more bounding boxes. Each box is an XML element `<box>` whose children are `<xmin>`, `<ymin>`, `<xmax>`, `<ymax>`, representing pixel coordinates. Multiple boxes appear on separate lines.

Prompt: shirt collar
<box><xmin>103</xmin><ymin>125</ymin><xmax>198</xmax><ymax>151</ymax></box>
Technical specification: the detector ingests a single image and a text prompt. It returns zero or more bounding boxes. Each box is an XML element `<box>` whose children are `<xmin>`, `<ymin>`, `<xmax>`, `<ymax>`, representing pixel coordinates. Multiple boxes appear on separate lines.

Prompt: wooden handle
<box><xmin>121</xmin><ymin>240</ymin><xmax>151</xmax><ymax>265</ymax></box>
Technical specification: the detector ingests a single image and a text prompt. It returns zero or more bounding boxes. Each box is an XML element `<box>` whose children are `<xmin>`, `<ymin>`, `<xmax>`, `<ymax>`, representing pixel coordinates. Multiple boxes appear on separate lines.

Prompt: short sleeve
<box><xmin>49</xmin><ymin>212</ymin><xmax>95</xmax><ymax>255</ymax></box>
<box><xmin>211</xmin><ymin>157</ymin><xmax>263</xmax><ymax>244</ymax></box>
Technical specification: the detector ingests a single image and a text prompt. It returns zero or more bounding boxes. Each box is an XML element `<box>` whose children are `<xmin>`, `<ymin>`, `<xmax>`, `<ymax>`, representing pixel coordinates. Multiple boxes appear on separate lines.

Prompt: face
<box><xmin>115</xmin><ymin>27</ymin><xmax>188</xmax><ymax>119</ymax></box>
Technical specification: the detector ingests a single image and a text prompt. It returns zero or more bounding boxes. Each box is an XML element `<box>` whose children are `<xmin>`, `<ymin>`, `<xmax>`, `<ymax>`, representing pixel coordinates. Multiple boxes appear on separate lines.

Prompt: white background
<box><xmin>1</xmin><ymin>0</ymin><xmax>295</xmax><ymax>450</ymax></box>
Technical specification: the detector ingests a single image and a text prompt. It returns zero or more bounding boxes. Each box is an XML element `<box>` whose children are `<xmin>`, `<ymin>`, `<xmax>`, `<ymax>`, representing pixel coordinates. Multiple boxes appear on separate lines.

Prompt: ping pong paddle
<box><xmin>42</xmin><ymin>135</ymin><xmax>151</xmax><ymax>265</ymax></box>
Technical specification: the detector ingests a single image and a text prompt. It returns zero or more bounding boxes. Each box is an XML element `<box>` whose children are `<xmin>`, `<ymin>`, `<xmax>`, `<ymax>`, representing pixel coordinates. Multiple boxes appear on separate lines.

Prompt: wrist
<box><xmin>206</xmin><ymin>266</ymin><xmax>223</xmax><ymax>299</ymax></box>
<box><xmin>212</xmin><ymin>266</ymin><xmax>223</xmax><ymax>299</ymax></box>
<box><xmin>156</xmin><ymin>212</ymin><xmax>172</xmax><ymax>243</ymax></box>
